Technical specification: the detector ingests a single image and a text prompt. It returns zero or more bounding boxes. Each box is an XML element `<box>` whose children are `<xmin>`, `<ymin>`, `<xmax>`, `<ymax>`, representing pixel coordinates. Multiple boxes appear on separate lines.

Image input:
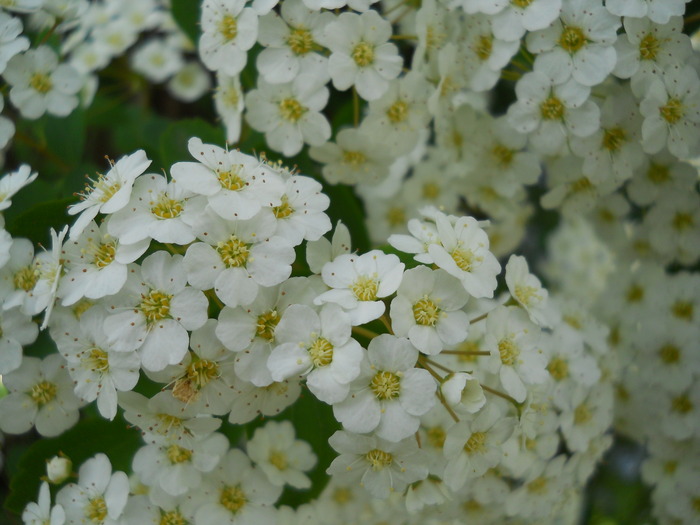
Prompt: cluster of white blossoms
<box><xmin>0</xmin><ymin>147</ymin><xmax>615</xmax><ymax>523</ymax></box>
<box><xmin>0</xmin><ymin>0</ymin><xmax>699</xmax><ymax>523</ymax></box>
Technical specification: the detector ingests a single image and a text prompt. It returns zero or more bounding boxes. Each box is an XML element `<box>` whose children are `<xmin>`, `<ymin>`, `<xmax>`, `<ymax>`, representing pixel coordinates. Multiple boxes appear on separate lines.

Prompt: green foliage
<box><xmin>5</xmin><ymin>197</ymin><xmax>75</xmax><ymax>246</ymax></box>
<box><xmin>3</xmin><ymin>416</ymin><xmax>141</xmax><ymax>514</ymax></box>
<box><xmin>170</xmin><ymin>0</ymin><xmax>201</xmax><ymax>45</ymax></box>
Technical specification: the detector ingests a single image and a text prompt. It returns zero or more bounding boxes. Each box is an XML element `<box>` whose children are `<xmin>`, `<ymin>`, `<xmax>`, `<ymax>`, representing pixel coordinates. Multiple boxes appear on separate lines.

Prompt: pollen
<box><xmin>464</xmin><ymin>431</ymin><xmax>487</xmax><ymax>455</ymax></box>
<box><xmin>351</xmin><ymin>275</ymin><xmax>379</xmax><ymax>301</ymax></box>
<box><xmin>413</xmin><ymin>296</ymin><xmax>440</xmax><ymax>326</ymax></box>
<box><xmin>220</xmin><ymin>485</ymin><xmax>247</xmax><ymax>514</ymax></box>
<box><xmin>352</xmin><ymin>41</ymin><xmax>375</xmax><ymax>67</ymax></box>
<box><xmin>85</xmin><ymin>497</ymin><xmax>108</xmax><ymax>523</ymax></box>
<box><xmin>85</xmin><ymin>348</ymin><xmax>110</xmax><ymax>374</ymax></box>
<box><xmin>365</xmin><ymin>449</ymin><xmax>393</xmax><ymax>470</ymax></box>
<box><xmin>151</xmin><ymin>195</ymin><xmax>184</xmax><ymax>219</ymax></box>
<box><xmin>155</xmin><ymin>413</ymin><xmax>183</xmax><ymax>434</ymax></box>
<box><xmin>269</xmin><ymin>450</ymin><xmax>288</xmax><ymax>470</ymax></box>
<box><xmin>187</xmin><ymin>359</ymin><xmax>220</xmax><ymax>388</ymax></box>
<box><xmin>13</xmin><ymin>265</ymin><xmax>39</xmax><ymax>291</ymax></box>
<box><xmin>660</xmin><ymin>98</ymin><xmax>684</xmax><ymax>124</ymax></box>
<box><xmin>547</xmin><ymin>357</ymin><xmax>569</xmax><ymax>381</ymax></box>
<box><xmin>514</xmin><ymin>284</ymin><xmax>540</xmax><ymax>306</ymax></box>
<box><xmin>217</xmin><ymin>235</ymin><xmax>250</xmax><ymax>267</ymax></box>
<box><xmin>30</xmin><ymin>381</ymin><xmax>58</xmax><ymax>406</ymax></box>
<box><xmin>166</xmin><ymin>444</ymin><xmax>193</xmax><ymax>464</ymax></box>
<box><xmin>279</xmin><ymin>97</ymin><xmax>306</xmax><ymax>122</ymax></box>
<box><xmin>140</xmin><ymin>290</ymin><xmax>172</xmax><ymax>323</ymax></box>
<box><xmin>602</xmin><ymin>127</ymin><xmax>627</xmax><ymax>152</ymax></box>
<box><xmin>160</xmin><ymin>510</ymin><xmax>188</xmax><ymax>525</ymax></box>
<box><xmin>272</xmin><ymin>195</ymin><xmax>294</xmax><ymax>219</ymax></box>
<box><xmin>92</xmin><ymin>241</ymin><xmax>117</xmax><ymax>269</ymax></box>
<box><xmin>498</xmin><ymin>338</ymin><xmax>520</xmax><ymax>366</ymax></box>
<box><xmin>217</xmin><ymin>165</ymin><xmax>246</xmax><ymax>191</ymax></box>
<box><xmin>29</xmin><ymin>72</ymin><xmax>53</xmax><ymax>94</ymax></box>
<box><xmin>219</xmin><ymin>14</ymin><xmax>238</xmax><ymax>41</ymax></box>
<box><xmin>308</xmin><ymin>337</ymin><xmax>334</xmax><ymax>367</ymax></box>
<box><xmin>343</xmin><ymin>150</ymin><xmax>367</xmax><ymax>166</ymax></box>
<box><xmin>256</xmin><ymin>310</ymin><xmax>280</xmax><ymax>341</ymax></box>
<box><xmin>540</xmin><ymin>96</ymin><xmax>565</xmax><ymax>120</ymax></box>
<box><xmin>288</xmin><ymin>28</ymin><xmax>314</xmax><ymax>55</ymax></box>
<box><xmin>386</xmin><ymin>100</ymin><xmax>409</xmax><ymax>123</ymax></box>
<box><xmin>639</xmin><ymin>33</ymin><xmax>660</xmax><ymax>61</ymax></box>
<box><xmin>473</xmin><ymin>34</ymin><xmax>492</xmax><ymax>61</ymax></box>
<box><xmin>559</xmin><ymin>25</ymin><xmax>587</xmax><ymax>53</ymax></box>
<box><xmin>370</xmin><ymin>370</ymin><xmax>401</xmax><ymax>400</ymax></box>
<box><xmin>451</xmin><ymin>248</ymin><xmax>474</xmax><ymax>272</ymax></box>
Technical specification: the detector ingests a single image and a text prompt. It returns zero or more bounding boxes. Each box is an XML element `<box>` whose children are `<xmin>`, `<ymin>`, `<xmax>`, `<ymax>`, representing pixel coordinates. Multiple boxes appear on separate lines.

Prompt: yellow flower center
<box><xmin>288</xmin><ymin>28</ymin><xmax>314</xmax><ymax>55</ymax></box>
<box><xmin>159</xmin><ymin>510</ymin><xmax>188</xmax><ymax>525</ymax></box>
<box><xmin>272</xmin><ymin>195</ymin><xmax>294</xmax><ymax>219</ymax></box>
<box><xmin>352</xmin><ymin>42</ymin><xmax>375</xmax><ymax>67</ymax></box>
<box><xmin>571</xmin><ymin>177</ymin><xmax>593</xmax><ymax>193</ymax></box>
<box><xmin>30</xmin><ymin>72</ymin><xmax>53</xmax><ymax>94</ymax></box>
<box><xmin>498</xmin><ymin>338</ymin><xmax>519</xmax><ymax>366</ymax></box>
<box><xmin>278</xmin><ymin>97</ymin><xmax>305</xmax><ymax>122</ymax></box>
<box><xmin>386</xmin><ymin>206</ymin><xmax>406</xmax><ymax>226</ymax></box>
<box><xmin>309</xmin><ymin>337</ymin><xmax>334</xmax><ymax>367</ymax></box>
<box><xmin>413</xmin><ymin>296</ymin><xmax>440</xmax><ymax>326</ymax></box>
<box><xmin>512</xmin><ymin>0</ymin><xmax>534</xmax><ymax>6</ymax></box>
<box><xmin>473</xmin><ymin>35</ymin><xmax>492</xmax><ymax>61</ymax></box>
<box><xmin>464</xmin><ymin>431</ymin><xmax>487</xmax><ymax>455</ymax></box>
<box><xmin>426</xmin><ymin>426</ymin><xmax>446</xmax><ymax>448</ymax></box>
<box><xmin>660</xmin><ymin>98</ymin><xmax>684</xmax><ymax>124</ymax></box>
<box><xmin>370</xmin><ymin>371</ymin><xmax>401</xmax><ymax>400</ymax></box>
<box><xmin>92</xmin><ymin>241</ymin><xmax>117</xmax><ymax>269</ymax></box>
<box><xmin>220</xmin><ymin>485</ymin><xmax>247</xmax><ymax>514</ymax></box>
<box><xmin>647</xmin><ymin>163</ymin><xmax>670</xmax><ymax>184</ymax></box>
<box><xmin>451</xmin><ymin>248</ymin><xmax>474</xmax><ymax>272</ymax></box>
<box><xmin>156</xmin><ymin>413</ymin><xmax>184</xmax><ymax>435</ymax></box>
<box><xmin>540</xmin><ymin>96</ymin><xmax>565</xmax><ymax>120</ymax></box>
<box><xmin>365</xmin><ymin>449</ymin><xmax>393</xmax><ymax>470</ymax></box>
<box><xmin>659</xmin><ymin>344</ymin><xmax>680</xmax><ymax>364</ymax></box>
<box><xmin>491</xmin><ymin>144</ymin><xmax>514</xmax><ymax>167</ymax></box>
<box><xmin>256</xmin><ymin>310</ymin><xmax>280</xmax><ymax>341</ymax></box>
<box><xmin>333</xmin><ymin>487</ymin><xmax>353</xmax><ymax>504</ymax></box>
<box><xmin>217</xmin><ymin>166</ymin><xmax>246</xmax><ymax>191</ymax></box>
<box><xmin>166</xmin><ymin>444</ymin><xmax>193</xmax><ymax>464</ymax></box>
<box><xmin>514</xmin><ymin>284</ymin><xmax>540</xmax><ymax>306</ymax></box>
<box><xmin>574</xmin><ymin>403</ymin><xmax>592</xmax><ymax>424</ymax></box>
<box><xmin>85</xmin><ymin>348</ymin><xmax>110</xmax><ymax>373</ymax></box>
<box><xmin>639</xmin><ymin>33</ymin><xmax>660</xmax><ymax>60</ymax></box>
<box><xmin>13</xmin><ymin>265</ymin><xmax>39</xmax><ymax>291</ymax></box>
<box><xmin>559</xmin><ymin>25</ymin><xmax>587</xmax><ymax>53</ymax></box>
<box><xmin>672</xmin><ymin>300</ymin><xmax>693</xmax><ymax>321</ymax></box>
<box><xmin>671</xmin><ymin>394</ymin><xmax>692</xmax><ymax>414</ymax></box>
<box><xmin>351</xmin><ymin>275</ymin><xmax>378</xmax><ymax>301</ymax></box>
<box><xmin>342</xmin><ymin>150</ymin><xmax>366</xmax><ymax>166</ymax></box>
<box><xmin>547</xmin><ymin>357</ymin><xmax>569</xmax><ymax>381</ymax></box>
<box><xmin>85</xmin><ymin>497</ymin><xmax>107</xmax><ymax>523</ymax></box>
<box><xmin>269</xmin><ymin>450</ymin><xmax>288</xmax><ymax>470</ymax></box>
<box><xmin>626</xmin><ymin>284</ymin><xmax>644</xmax><ymax>303</ymax></box>
<box><xmin>81</xmin><ymin>171</ymin><xmax>122</xmax><ymax>203</ymax></box>
<box><xmin>140</xmin><ymin>290</ymin><xmax>172</xmax><ymax>323</ymax></box>
<box><xmin>216</xmin><ymin>236</ymin><xmax>250</xmax><ymax>268</ymax></box>
<box><xmin>422</xmin><ymin>182</ymin><xmax>440</xmax><ymax>200</ymax></box>
<box><xmin>672</xmin><ymin>212</ymin><xmax>693</xmax><ymax>231</ymax></box>
<box><xmin>30</xmin><ymin>381</ymin><xmax>57</xmax><ymax>406</ymax></box>
<box><xmin>602</xmin><ymin>127</ymin><xmax>627</xmax><ymax>152</ymax></box>
<box><xmin>151</xmin><ymin>195</ymin><xmax>184</xmax><ymax>219</ymax></box>
<box><xmin>386</xmin><ymin>100</ymin><xmax>409</xmax><ymax>123</ymax></box>
<box><xmin>219</xmin><ymin>14</ymin><xmax>238</xmax><ymax>41</ymax></box>
<box><xmin>527</xmin><ymin>477</ymin><xmax>548</xmax><ymax>493</ymax></box>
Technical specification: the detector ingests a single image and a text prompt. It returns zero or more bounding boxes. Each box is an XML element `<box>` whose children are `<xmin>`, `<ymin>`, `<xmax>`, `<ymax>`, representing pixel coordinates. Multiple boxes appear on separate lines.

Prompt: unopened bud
<box><xmin>441</xmin><ymin>372</ymin><xmax>486</xmax><ymax>415</ymax></box>
<box><xmin>46</xmin><ymin>454</ymin><xmax>72</xmax><ymax>484</ymax></box>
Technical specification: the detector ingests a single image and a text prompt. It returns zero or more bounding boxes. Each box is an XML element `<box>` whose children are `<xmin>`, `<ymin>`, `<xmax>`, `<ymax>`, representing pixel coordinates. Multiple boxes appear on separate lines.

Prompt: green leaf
<box><xmin>171</xmin><ymin>0</ymin><xmax>201</xmax><ymax>45</ymax></box>
<box><xmin>5</xmin><ymin>196</ymin><xmax>75</xmax><ymax>245</ymax></box>
<box><xmin>159</xmin><ymin>118</ymin><xmax>226</xmax><ymax>168</ymax></box>
<box><xmin>4</xmin><ymin>416</ymin><xmax>142</xmax><ymax>514</ymax></box>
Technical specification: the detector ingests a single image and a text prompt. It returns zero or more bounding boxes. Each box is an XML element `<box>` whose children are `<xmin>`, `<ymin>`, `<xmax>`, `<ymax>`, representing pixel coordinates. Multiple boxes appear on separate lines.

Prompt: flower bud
<box><xmin>46</xmin><ymin>455</ymin><xmax>72</xmax><ymax>484</ymax></box>
<box><xmin>441</xmin><ymin>372</ymin><xmax>486</xmax><ymax>415</ymax></box>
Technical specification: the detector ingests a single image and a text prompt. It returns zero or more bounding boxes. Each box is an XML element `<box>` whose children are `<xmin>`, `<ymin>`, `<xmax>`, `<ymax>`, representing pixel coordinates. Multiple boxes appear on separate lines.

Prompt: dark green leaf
<box><xmin>5</xmin><ymin>196</ymin><xmax>75</xmax><ymax>245</ymax></box>
<box><xmin>4</xmin><ymin>416</ymin><xmax>141</xmax><ymax>514</ymax></box>
<box><xmin>171</xmin><ymin>0</ymin><xmax>201</xmax><ymax>45</ymax></box>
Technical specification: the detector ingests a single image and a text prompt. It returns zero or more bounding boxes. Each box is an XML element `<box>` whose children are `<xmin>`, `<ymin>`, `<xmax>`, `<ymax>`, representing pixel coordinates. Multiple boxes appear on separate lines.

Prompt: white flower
<box><xmin>247</xmin><ymin>420</ymin><xmax>316</xmax><ymax>489</ymax></box>
<box><xmin>322</xmin><ymin>10</ymin><xmax>402</xmax><ymax>101</ymax></box>
<box><xmin>0</xmin><ymin>12</ymin><xmax>29</xmax><ymax>74</ymax></box>
<box><xmin>639</xmin><ymin>65</ymin><xmax>700</xmax><ymax>159</ymax></box>
<box><xmin>0</xmin><ymin>307</ymin><xmax>37</xmax><ymax>375</ymax></box>
<box><xmin>228</xmin><ymin>376</ymin><xmax>301</xmax><ymax>424</ymax></box>
<box><xmin>606</xmin><ymin>0</ymin><xmax>689</xmax><ymax>24</ymax></box>
<box><xmin>58</xmin><ymin>220</ymin><xmax>149</xmax><ymax>306</ymax></box>
<box><xmin>526</xmin><ymin>0</ymin><xmax>620</xmax><ymax>87</ymax></box>
<box><xmin>131</xmin><ymin>38</ymin><xmax>184</xmax><ymax>83</ymax></box>
<box><xmin>270</xmin><ymin>173</ymin><xmax>331</xmax><ymax>245</ymax></box>
<box><xmin>22</xmin><ymin>482</ymin><xmax>65</xmax><ymax>525</ymax></box>
<box><xmin>199</xmin><ymin>0</ymin><xmax>258</xmax><ymax>76</ymax></box>
<box><xmin>306</xmin><ymin>220</ymin><xmax>352</xmax><ymax>274</ymax></box>
<box><xmin>25</xmin><ymin>226</ymin><xmax>67</xmax><ymax>329</ymax></box>
<box><xmin>389</xmin><ymin>266</ymin><xmax>470</xmax><ymax>355</ymax></box>
<box><xmin>4</xmin><ymin>46</ymin><xmax>83</xmax><ymax>119</ymax></box>
<box><xmin>67</xmin><ymin>149</ymin><xmax>151</xmax><ymax>240</ymax></box>
<box><xmin>326</xmin><ymin>430</ymin><xmax>429</xmax><ymax>499</ymax></box>
<box><xmin>214</xmin><ymin>74</ymin><xmax>244</xmax><ymax>143</ymax></box>
<box><xmin>315</xmin><ymin>250</ymin><xmax>404</xmax><ymax>325</ymax></box>
<box><xmin>56</xmin><ymin>453</ymin><xmax>129</xmax><ymax>525</ymax></box>
<box><xmin>0</xmin><ymin>354</ymin><xmax>83</xmax><ymax>437</ymax></box>
<box><xmin>170</xmin><ymin>137</ymin><xmax>284</xmax><ymax>221</ymax></box>
<box><xmin>103</xmin><ymin>252</ymin><xmax>208</xmax><ymax>371</ymax></box>
<box><xmin>245</xmin><ymin>74</ymin><xmax>331</xmax><ymax>156</ymax></box>
<box><xmin>167</xmin><ymin>61</ymin><xmax>211</xmax><ymax>102</ymax></box>
<box><xmin>268</xmin><ymin>303</ymin><xmax>363</xmax><ymax>404</ymax></box>
<box><xmin>441</xmin><ymin>372</ymin><xmax>486</xmax><ymax>415</ymax></box>
<box><xmin>46</xmin><ymin>455</ymin><xmax>72</xmax><ymax>484</ymax></box>
<box><xmin>332</xmin><ymin>334</ymin><xmax>436</xmax><ymax>442</ymax></box>
<box><xmin>504</xmin><ymin>255</ymin><xmax>552</xmax><ymax>328</ymax></box>
<box><xmin>0</xmin><ymin>164</ymin><xmax>37</xmax><ymax>211</ymax></box>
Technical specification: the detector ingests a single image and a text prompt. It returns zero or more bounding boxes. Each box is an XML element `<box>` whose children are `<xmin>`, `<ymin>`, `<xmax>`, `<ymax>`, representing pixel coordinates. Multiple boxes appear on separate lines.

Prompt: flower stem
<box><xmin>441</xmin><ymin>350</ymin><xmax>491</xmax><ymax>357</ymax></box>
<box><xmin>353</xmin><ymin>87</ymin><xmax>360</xmax><ymax>127</ymax></box>
<box><xmin>352</xmin><ymin>325</ymin><xmax>379</xmax><ymax>340</ymax></box>
<box><xmin>481</xmin><ymin>383</ymin><xmax>522</xmax><ymax>415</ymax></box>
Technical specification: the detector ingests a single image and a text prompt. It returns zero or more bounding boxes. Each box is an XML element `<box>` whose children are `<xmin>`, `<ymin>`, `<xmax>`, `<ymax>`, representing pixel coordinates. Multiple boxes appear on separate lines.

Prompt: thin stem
<box><xmin>481</xmin><ymin>383</ymin><xmax>522</xmax><ymax>414</ymax></box>
<box><xmin>38</xmin><ymin>20</ymin><xmax>60</xmax><ymax>46</ymax></box>
<box><xmin>437</xmin><ymin>390</ymin><xmax>460</xmax><ymax>423</ymax></box>
<box><xmin>391</xmin><ymin>34</ymin><xmax>418</xmax><ymax>40</ymax></box>
<box><xmin>684</xmin><ymin>12</ymin><xmax>700</xmax><ymax>26</ymax></box>
<box><xmin>379</xmin><ymin>314</ymin><xmax>394</xmax><ymax>334</ymax></box>
<box><xmin>422</xmin><ymin>357</ymin><xmax>453</xmax><ymax>375</ymax></box>
<box><xmin>469</xmin><ymin>312</ymin><xmax>489</xmax><ymax>324</ymax></box>
<box><xmin>415</xmin><ymin>431</ymin><xmax>422</xmax><ymax>448</ymax></box>
<box><xmin>418</xmin><ymin>357</ymin><xmax>445</xmax><ymax>383</ymax></box>
<box><xmin>352</xmin><ymin>325</ymin><xmax>379</xmax><ymax>340</ymax></box>
<box><xmin>500</xmin><ymin>70</ymin><xmax>522</xmax><ymax>82</ymax></box>
<box><xmin>441</xmin><ymin>350</ymin><xmax>491</xmax><ymax>357</ymax></box>
<box><xmin>205</xmin><ymin>289</ymin><xmax>224</xmax><ymax>310</ymax></box>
